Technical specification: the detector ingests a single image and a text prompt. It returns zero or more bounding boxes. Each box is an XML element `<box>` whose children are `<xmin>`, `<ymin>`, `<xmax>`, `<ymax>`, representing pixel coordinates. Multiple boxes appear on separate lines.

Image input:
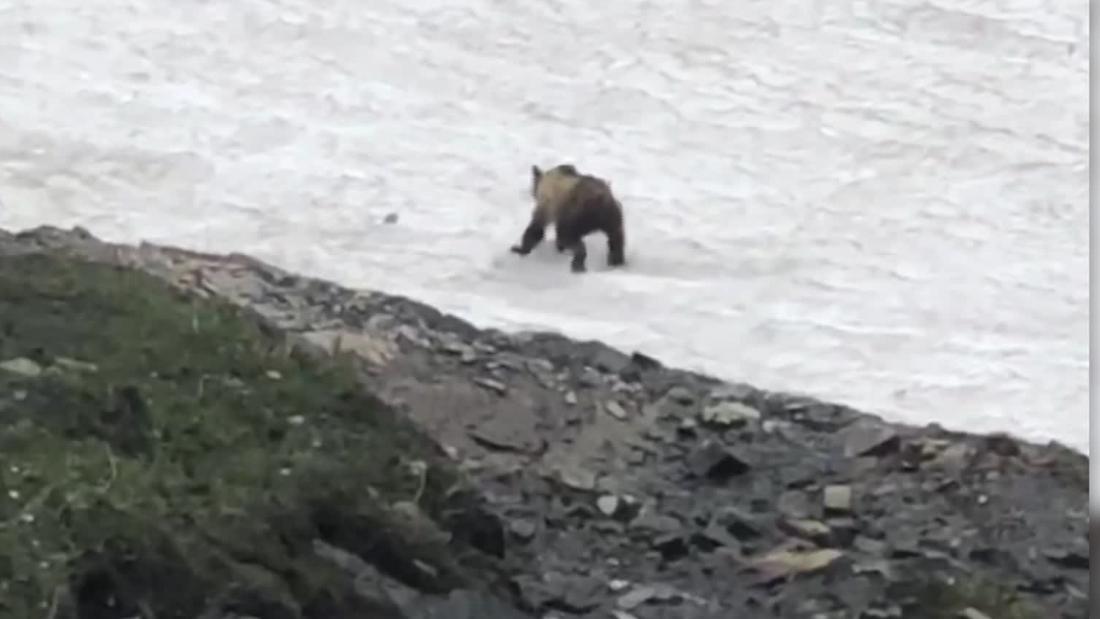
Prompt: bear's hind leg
<box><xmin>569</xmin><ymin>239</ymin><xmax>588</xmax><ymax>273</ymax></box>
<box><xmin>605</xmin><ymin>223</ymin><xmax>625</xmax><ymax>267</ymax></box>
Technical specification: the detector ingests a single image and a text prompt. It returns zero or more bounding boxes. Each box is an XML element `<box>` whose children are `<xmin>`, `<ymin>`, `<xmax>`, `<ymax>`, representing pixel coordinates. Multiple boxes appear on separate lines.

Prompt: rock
<box><xmin>597</xmin><ymin>495</ymin><xmax>621</xmax><ymax>517</ymax></box>
<box><xmin>917</xmin><ymin>438</ymin><xmax>952</xmax><ymax>458</ymax></box>
<box><xmin>301</xmin><ymin>329</ymin><xmax>397</xmax><ymax>365</ymax></box>
<box><xmin>685</xmin><ymin>440</ymin><xmax>751</xmax><ymax>481</ymax></box>
<box><xmin>957</xmin><ymin>609</ymin><xmax>993</xmax><ymax>619</ymax></box>
<box><xmin>707</xmin><ymin>382</ymin><xmax>757</xmax><ymax>401</ymax></box>
<box><xmin>578</xmin><ymin>367</ymin><xmax>602</xmax><ymax>388</ymax></box>
<box><xmin>779</xmin><ymin>518</ymin><xmax>832</xmax><ymax>545</ymax></box>
<box><xmin>692</xmin><ymin>522</ymin><xmax>742</xmax><ymax>550</ymax></box>
<box><xmin>563</xmin><ymin>391</ymin><xmax>577</xmax><ymax>406</ymax></box>
<box><xmin>629</xmin><ymin>351</ymin><xmax>662</xmax><ymax>370</ymax></box>
<box><xmin>616</xmin><ymin>584</ymin><xmax>681</xmax><ymax>610</ymax></box>
<box><xmin>823</xmin><ymin>485</ymin><xmax>853</xmax><ymax>513</ymax></box>
<box><xmin>983</xmin><ymin>432</ymin><xmax>1020</xmax><ymax>457</ymax></box>
<box><xmin>653</xmin><ymin>534</ymin><xmax>690</xmax><ymax>561</ymax></box>
<box><xmin>590</xmin><ymin>346</ymin><xmax>631</xmax><ymax>374</ymax></box>
<box><xmin>468</xmin><ymin>416</ymin><xmax>540</xmax><ymax>454</ymax></box>
<box><xmin>714</xmin><ymin>507</ymin><xmax>762</xmax><ymax>540</ymax></box>
<box><xmin>437</xmin><ymin>335</ymin><xmax>474</xmax><ymax>356</ymax></box>
<box><xmin>53</xmin><ymin>357</ymin><xmax>99</xmax><ymax>373</ymax></box>
<box><xmin>631</xmin><ymin>512</ymin><xmax>682</xmax><ymax>537</ymax></box>
<box><xmin>777</xmin><ymin>490</ymin><xmax>813</xmax><ymax>519</ymax></box>
<box><xmin>842</xmin><ymin>421</ymin><xmax>900</xmax><ymax>458</ymax></box>
<box><xmin>823</xmin><ymin>517</ymin><xmax>858</xmax><ymax>547</ymax></box>
<box><xmin>700</xmin><ymin>401</ymin><xmax>761</xmax><ymax>427</ymax></box>
<box><xmin>383</xmin><ymin>212</ymin><xmax>398</xmax><ymax>224</ymax></box>
<box><xmin>603</xmin><ymin>400</ymin><xmax>628</xmax><ymax>420</ymax></box>
<box><xmin>556</xmin><ymin>465</ymin><xmax>597</xmax><ymax>492</ymax></box>
<box><xmin>0</xmin><ymin>357</ymin><xmax>42</xmax><ymax>377</ymax></box>
<box><xmin>608</xmin><ymin>579</ymin><xmax>631</xmax><ymax>592</ymax></box>
<box><xmin>526</xmin><ymin>572</ymin><xmax>604</xmax><ymax>614</ymax></box>
<box><xmin>863</xmin><ymin>605</ymin><xmax>903</xmax><ymax>618</ymax></box>
<box><xmin>750</xmin><ymin>547</ymin><xmax>844</xmax><ymax>580</ymax></box>
<box><xmin>1044</xmin><ymin>547</ymin><xmax>1089</xmax><ymax>570</ymax></box>
<box><xmin>933</xmin><ymin>442</ymin><xmax>972</xmax><ymax>474</ymax></box>
<box><xmin>665</xmin><ymin>386</ymin><xmax>695</xmax><ymax>405</ymax></box>
<box><xmin>473</xmin><ymin>376</ymin><xmax>508</xmax><ymax>395</ymax></box>
<box><xmin>677</xmin><ymin>417</ymin><xmax>699</xmax><ymax>438</ymax></box>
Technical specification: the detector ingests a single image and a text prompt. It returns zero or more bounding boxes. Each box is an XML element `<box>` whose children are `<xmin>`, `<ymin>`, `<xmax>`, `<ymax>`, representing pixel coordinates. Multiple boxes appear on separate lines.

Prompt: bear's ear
<box><xmin>558</xmin><ymin>164</ymin><xmax>578</xmax><ymax>175</ymax></box>
<box><xmin>531</xmin><ymin>165</ymin><xmax>542</xmax><ymax>180</ymax></box>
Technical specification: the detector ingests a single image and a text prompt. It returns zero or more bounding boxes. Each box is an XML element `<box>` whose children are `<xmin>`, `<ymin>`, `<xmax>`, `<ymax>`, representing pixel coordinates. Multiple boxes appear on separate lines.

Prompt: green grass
<box><xmin>888</xmin><ymin>571</ymin><xmax>1047</xmax><ymax>619</ymax></box>
<box><xmin>0</xmin><ymin>253</ymin><xmax>476</xmax><ymax>618</ymax></box>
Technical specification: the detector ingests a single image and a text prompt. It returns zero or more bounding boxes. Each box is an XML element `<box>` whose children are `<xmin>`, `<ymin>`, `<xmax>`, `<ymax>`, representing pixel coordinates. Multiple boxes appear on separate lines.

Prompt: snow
<box><xmin>0</xmin><ymin>0</ymin><xmax>1088</xmax><ymax>471</ymax></box>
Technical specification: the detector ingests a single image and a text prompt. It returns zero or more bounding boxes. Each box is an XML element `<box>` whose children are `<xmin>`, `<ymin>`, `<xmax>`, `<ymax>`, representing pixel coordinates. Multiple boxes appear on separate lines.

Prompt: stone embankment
<box><xmin>0</xmin><ymin>225</ymin><xmax>1089</xmax><ymax>618</ymax></box>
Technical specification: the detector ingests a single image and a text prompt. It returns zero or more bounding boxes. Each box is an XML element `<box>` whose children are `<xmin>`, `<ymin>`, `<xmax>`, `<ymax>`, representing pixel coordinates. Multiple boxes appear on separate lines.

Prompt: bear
<box><xmin>510</xmin><ymin>163</ymin><xmax>626</xmax><ymax>273</ymax></box>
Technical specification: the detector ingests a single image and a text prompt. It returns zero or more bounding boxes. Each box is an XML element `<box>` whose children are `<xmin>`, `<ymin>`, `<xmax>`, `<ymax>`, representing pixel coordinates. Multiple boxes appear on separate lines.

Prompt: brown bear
<box><xmin>510</xmin><ymin>163</ymin><xmax>626</xmax><ymax>273</ymax></box>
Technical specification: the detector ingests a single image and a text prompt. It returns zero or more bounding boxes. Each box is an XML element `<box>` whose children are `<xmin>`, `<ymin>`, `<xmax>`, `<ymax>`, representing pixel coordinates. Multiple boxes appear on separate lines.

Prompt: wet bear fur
<box><xmin>510</xmin><ymin>163</ymin><xmax>626</xmax><ymax>273</ymax></box>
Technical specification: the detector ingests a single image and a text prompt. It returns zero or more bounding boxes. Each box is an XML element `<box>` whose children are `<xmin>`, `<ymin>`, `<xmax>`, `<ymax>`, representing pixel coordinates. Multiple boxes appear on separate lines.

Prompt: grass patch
<box><xmin>889</xmin><ymin>571</ymin><xmax>1047</xmax><ymax>619</ymax></box>
<box><xmin>0</xmin><ymin>253</ymin><xmax>481</xmax><ymax>618</ymax></box>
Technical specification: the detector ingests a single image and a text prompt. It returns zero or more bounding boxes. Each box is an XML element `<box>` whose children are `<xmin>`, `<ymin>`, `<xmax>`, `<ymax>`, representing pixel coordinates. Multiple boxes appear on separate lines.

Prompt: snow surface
<box><xmin>0</xmin><ymin>1</ymin><xmax>1088</xmax><ymax>463</ymax></box>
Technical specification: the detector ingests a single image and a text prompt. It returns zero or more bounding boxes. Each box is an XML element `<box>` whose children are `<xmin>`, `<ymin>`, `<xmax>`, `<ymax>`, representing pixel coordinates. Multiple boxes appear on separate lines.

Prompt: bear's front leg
<box><xmin>511</xmin><ymin>220</ymin><xmax>545</xmax><ymax>256</ymax></box>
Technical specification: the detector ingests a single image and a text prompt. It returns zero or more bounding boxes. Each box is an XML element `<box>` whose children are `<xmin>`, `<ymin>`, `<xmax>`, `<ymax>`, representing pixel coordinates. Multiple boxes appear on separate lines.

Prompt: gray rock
<box><xmin>578</xmin><ymin>367</ymin><xmax>602</xmax><ymax>388</ymax></box>
<box><xmin>604</xmin><ymin>400</ymin><xmax>628</xmax><ymax>420</ymax></box>
<box><xmin>473</xmin><ymin>376</ymin><xmax>507</xmax><ymax>395</ymax></box>
<box><xmin>749</xmin><ymin>546</ymin><xmax>845</xmax><ymax>580</ymax></box>
<box><xmin>383</xmin><ymin>212</ymin><xmax>399</xmax><ymax>224</ymax></box>
<box><xmin>616</xmin><ymin>583</ymin><xmax>682</xmax><ymax>610</ymax></box>
<box><xmin>823</xmin><ymin>485</ymin><xmax>853</xmax><ymax>513</ymax></box>
<box><xmin>665</xmin><ymin>386</ymin><xmax>696</xmax><ymax>405</ymax></box>
<box><xmin>404</xmin><ymin>588</ymin><xmax>530</xmax><ymax>619</ymax></box>
<box><xmin>608</xmin><ymin>579</ymin><xmax>631</xmax><ymax>592</ymax></box>
<box><xmin>653</xmin><ymin>533</ymin><xmax>690</xmax><ymax>560</ymax></box>
<box><xmin>509</xmin><ymin>519</ymin><xmax>537</xmax><ymax>542</ymax></box>
<box><xmin>983</xmin><ymin>433</ymin><xmax>1020</xmax><ymax>457</ymax></box>
<box><xmin>518</xmin><ymin>572</ymin><xmax>603</xmax><ymax>614</ymax></box>
<box><xmin>597</xmin><ymin>495</ymin><xmax>621</xmax><ymax>517</ymax></box>
<box><xmin>563</xmin><ymin>391</ymin><xmax>577</xmax><ymax>406</ymax></box>
<box><xmin>468</xmin><ymin>416</ymin><xmax>540</xmax><ymax>454</ymax></box>
<box><xmin>685</xmin><ymin>440</ymin><xmax>751</xmax><ymax>481</ymax></box>
<box><xmin>53</xmin><ymin>357</ymin><xmax>99</xmax><ymax>373</ymax></box>
<box><xmin>694</xmin><ymin>522</ymin><xmax>742</xmax><ymax>549</ymax></box>
<box><xmin>777</xmin><ymin>490</ymin><xmax>814</xmax><ymax>519</ymax></box>
<box><xmin>556</xmin><ymin>465</ymin><xmax>598</xmax><ymax>492</ymax></box>
<box><xmin>707</xmin><ymin>382</ymin><xmax>757</xmax><ymax>401</ymax></box>
<box><xmin>1044</xmin><ymin>547</ymin><xmax>1088</xmax><ymax>570</ymax></box>
<box><xmin>590</xmin><ymin>346</ymin><xmax>631</xmax><ymax>374</ymax></box>
<box><xmin>713</xmin><ymin>507</ymin><xmax>762</xmax><ymax>540</ymax></box>
<box><xmin>438</xmin><ymin>336</ymin><xmax>474</xmax><ymax>356</ymax></box>
<box><xmin>0</xmin><ymin>357</ymin><xmax>42</xmax><ymax>377</ymax></box>
<box><xmin>842</xmin><ymin>421</ymin><xmax>900</xmax><ymax>458</ymax></box>
<box><xmin>779</xmin><ymin>518</ymin><xmax>832</xmax><ymax>545</ymax></box>
<box><xmin>631</xmin><ymin>512</ymin><xmax>682</xmax><ymax>537</ymax></box>
<box><xmin>957</xmin><ymin>609</ymin><xmax>993</xmax><ymax>619</ymax></box>
<box><xmin>934</xmin><ymin>443</ymin><xmax>973</xmax><ymax>474</ymax></box>
<box><xmin>699</xmin><ymin>401</ymin><xmax>760</xmax><ymax>427</ymax></box>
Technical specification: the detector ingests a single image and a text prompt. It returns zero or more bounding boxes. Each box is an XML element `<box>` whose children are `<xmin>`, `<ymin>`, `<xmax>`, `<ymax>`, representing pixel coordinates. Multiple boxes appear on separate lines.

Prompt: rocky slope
<box><xmin>0</xmin><ymin>225</ymin><xmax>1089</xmax><ymax>618</ymax></box>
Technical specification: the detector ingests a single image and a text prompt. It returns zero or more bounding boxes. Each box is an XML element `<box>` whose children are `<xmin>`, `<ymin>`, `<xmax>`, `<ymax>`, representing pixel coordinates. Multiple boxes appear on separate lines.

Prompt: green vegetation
<box><xmin>0</xmin><ymin>253</ymin><xmax>484</xmax><ymax>618</ymax></box>
<box><xmin>890</xmin><ymin>572</ymin><xmax>1046</xmax><ymax>619</ymax></box>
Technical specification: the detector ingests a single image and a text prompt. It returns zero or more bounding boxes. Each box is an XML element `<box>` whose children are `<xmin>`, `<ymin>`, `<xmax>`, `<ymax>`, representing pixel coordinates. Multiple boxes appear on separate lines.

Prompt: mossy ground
<box><xmin>890</xmin><ymin>573</ymin><xmax>1047</xmax><ymax>619</ymax></box>
<box><xmin>0</xmin><ymin>253</ymin><xmax>477</xmax><ymax>618</ymax></box>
